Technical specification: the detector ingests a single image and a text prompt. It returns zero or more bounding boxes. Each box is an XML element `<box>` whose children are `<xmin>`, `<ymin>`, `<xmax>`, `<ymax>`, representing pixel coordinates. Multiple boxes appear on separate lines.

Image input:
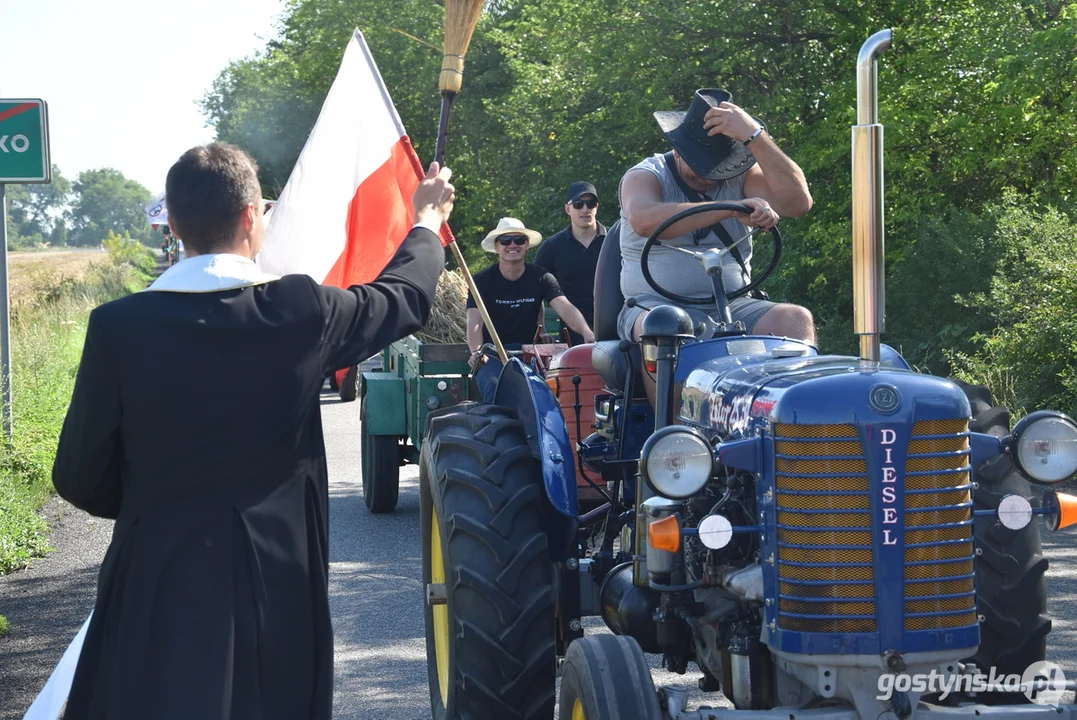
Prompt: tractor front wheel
<box><xmin>420</xmin><ymin>402</ymin><xmax>556</xmax><ymax>719</ymax></box>
<box><xmin>957</xmin><ymin>380</ymin><xmax>1051</xmax><ymax>702</ymax></box>
<box><xmin>558</xmin><ymin>635</ymin><xmax>662</xmax><ymax>720</ymax></box>
<box><xmin>360</xmin><ymin>397</ymin><xmax>399</xmax><ymax>513</ymax></box>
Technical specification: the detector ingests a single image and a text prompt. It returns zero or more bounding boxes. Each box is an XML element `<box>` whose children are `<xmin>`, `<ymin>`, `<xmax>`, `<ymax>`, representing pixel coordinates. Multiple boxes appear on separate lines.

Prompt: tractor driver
<box><xmin>617</xmin><ymin>88</ymin><xmax>815</xmax><ymax>403</ymax></box>
<box><xmin>467</xmin><ymin>217</ymin><xmax>595</xmax><ymax>403</ymax></box>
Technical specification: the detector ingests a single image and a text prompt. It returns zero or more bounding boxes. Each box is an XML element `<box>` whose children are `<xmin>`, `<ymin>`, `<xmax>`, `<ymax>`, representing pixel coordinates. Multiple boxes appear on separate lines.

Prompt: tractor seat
<box><xmin>592</xmin><ymin>341</ymin><xmax>643</xmax><ymax>395</ymax></box>
<box><xmin>591</xmin><ymin>220</ymin><xmax>647</xmax><ymax>397</ymax></box>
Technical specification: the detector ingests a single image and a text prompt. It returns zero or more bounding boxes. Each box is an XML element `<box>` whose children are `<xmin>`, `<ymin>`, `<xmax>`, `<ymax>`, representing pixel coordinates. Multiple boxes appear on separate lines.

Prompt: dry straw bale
<box><xmin>416</xmin><ymin>269</ymin><xmax>469</xmax><ymax>344</ymax></box>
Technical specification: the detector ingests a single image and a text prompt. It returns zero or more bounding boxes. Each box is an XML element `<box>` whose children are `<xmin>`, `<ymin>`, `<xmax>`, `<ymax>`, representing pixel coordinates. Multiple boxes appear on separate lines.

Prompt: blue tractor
<box><xmin>417</xmin><ymin>29</ymin><xmax>1077</xmax><ymax>720</ymax></box>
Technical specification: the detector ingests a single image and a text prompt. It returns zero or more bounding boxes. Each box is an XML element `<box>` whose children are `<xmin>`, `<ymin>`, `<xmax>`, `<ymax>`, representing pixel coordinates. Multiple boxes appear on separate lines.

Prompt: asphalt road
<box><xmin>2</xmin><ymin>383</ymin><xmax>1077</xmax><ymax>718</ymax></box>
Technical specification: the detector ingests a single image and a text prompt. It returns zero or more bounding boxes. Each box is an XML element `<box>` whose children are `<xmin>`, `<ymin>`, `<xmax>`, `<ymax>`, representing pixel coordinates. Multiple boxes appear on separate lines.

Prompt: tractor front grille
<box><xmin>774</xmin><ymin>419</ymin><xmax>977</xmax><ymax>635</ymax></box>
<box><xmin>903</xmin><ymin>419</ymin><xmax>976</xmax><ymax>631</ymax></box>
<box><xmin>775</xmin><ymin>423</ymin><xmax>875</xmax><ymax>634</ymax></box>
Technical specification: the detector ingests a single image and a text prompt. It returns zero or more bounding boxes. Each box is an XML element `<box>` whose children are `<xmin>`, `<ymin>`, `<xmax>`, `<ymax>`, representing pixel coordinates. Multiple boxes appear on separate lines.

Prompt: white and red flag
<box><xmin>257</xmin><ymin>28</ymin><xmax>454</xmax><ymax>289</ymax></box>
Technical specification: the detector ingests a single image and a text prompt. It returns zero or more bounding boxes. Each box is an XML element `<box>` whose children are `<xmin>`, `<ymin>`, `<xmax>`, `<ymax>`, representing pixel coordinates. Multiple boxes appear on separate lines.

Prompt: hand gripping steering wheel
<box><xmin>639</xmin><ymin>201</ymin><xmax>782</xmax><ymax>306</ymax></box>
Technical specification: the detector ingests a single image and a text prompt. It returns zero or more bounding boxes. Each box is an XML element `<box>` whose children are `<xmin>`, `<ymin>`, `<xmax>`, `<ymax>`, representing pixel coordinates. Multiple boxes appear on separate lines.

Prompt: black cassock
<box><xmin>52</xmin><ymin>227</ymin><xmax>443</xmax><ymax>719</ymax></box>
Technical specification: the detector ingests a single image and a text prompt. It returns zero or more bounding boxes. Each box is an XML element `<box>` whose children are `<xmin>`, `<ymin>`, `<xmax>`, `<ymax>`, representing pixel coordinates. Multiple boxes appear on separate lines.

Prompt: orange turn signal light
<box><xmin>1044</xmin><ymin>491</ymin><xmax>1077</xmax><ymax>531</ymax></box>
<box><xmin>649</xmin><ymin>515</ymin><xmax>682</xmax><ymax>553</ymax></box>
<box><xmin>546</xmin><ymin>377</ymin><xmax>559</xmax><ymax>395</ymax></box>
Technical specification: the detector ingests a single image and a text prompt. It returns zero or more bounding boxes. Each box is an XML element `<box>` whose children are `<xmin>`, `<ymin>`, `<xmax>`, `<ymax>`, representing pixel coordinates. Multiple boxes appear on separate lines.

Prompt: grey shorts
<box><xmin>616</xmin><ymin>294</ymin><xmax>776</xmax><ymax>341</ymax></box>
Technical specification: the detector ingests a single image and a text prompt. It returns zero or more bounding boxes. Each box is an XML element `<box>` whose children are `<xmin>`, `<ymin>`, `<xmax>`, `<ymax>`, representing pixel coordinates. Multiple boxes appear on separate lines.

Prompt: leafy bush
<box><xmin>101</xmin><ymin>229</ymin><xmax>157</xmax><ymax>278</ymax></box>
<box><xmin>949</xmin><ymin>190</ymin><xmax>1077</xmax><ymax>417</ymax></box>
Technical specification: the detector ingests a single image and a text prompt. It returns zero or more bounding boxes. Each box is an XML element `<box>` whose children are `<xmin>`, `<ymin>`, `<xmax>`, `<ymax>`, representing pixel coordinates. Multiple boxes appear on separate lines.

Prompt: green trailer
<box><xmin>358</xmin><ymin>335</ymin><xmax>475</xmax><ymax>513</ymax></box>
<box><xmin>358</xmin><ymin>310</ymin><xmax>563</xmax><ymax>513</ymax></box>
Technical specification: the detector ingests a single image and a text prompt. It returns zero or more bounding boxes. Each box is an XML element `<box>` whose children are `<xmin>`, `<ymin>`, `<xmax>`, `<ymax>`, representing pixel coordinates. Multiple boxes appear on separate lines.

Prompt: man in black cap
<box><xmin>534</xmin><ymin>180</ymin><xmax>606</xmax><ymax>343</ymax></box>
<box><xmin>617</xmin><ymin>88</ymin><xmax>814</xmax><ymax>352</ymax></box>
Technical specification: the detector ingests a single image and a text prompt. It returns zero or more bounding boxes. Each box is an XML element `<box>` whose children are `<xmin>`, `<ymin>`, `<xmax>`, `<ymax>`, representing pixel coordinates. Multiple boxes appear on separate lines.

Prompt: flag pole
<box><xmin>435</xmin><ymin>0</ymin><xmax>508</xmax><ymax>364</ymax></box>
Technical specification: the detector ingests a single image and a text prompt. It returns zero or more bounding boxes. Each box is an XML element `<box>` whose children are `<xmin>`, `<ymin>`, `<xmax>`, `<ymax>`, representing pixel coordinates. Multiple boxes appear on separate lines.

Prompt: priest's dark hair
<box><xmin>165</xmin><ymin>143</ymin><xmax>263</xmax><ymax>253</ymax></box>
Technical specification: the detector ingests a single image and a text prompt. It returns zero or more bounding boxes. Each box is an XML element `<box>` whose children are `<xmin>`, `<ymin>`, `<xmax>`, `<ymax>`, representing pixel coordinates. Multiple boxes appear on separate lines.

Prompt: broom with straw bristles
<box><xmin>433</xmin><ymin>0</ymin><xmax>510</xmax><ymax>363</ymax></box>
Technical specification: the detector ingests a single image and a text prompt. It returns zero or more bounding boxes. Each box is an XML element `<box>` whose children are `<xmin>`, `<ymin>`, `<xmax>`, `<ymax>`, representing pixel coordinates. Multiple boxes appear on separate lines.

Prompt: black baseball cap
<box><xmin>566</xmin><ymin>181</ymin><xmax>598</xmax><ymax>203</ymax></box>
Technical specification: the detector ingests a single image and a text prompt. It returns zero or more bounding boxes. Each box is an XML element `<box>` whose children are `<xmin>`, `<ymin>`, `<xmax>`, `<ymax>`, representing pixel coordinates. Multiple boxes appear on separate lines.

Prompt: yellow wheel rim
<box><xmin>431</xmin><ymin>508</ymin><xmax>450</xmax><ymax>706</ymax></box>
<box><xmin>572</xmin><ymin>698</ymin><xmax>586</xmax><ymax>720</ymax></box>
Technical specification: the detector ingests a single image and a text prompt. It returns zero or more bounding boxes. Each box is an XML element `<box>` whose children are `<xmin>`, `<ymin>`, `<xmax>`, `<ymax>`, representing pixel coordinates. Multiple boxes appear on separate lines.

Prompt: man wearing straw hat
<box><xmin>48</xmin><ymin>142</ymin><xmax>456</xmax><ymax>720</ymax></box>
<box><xmin>467</xmin><ymin>217</ymin><xmax>595</xmax><ymax>402</ymax></box>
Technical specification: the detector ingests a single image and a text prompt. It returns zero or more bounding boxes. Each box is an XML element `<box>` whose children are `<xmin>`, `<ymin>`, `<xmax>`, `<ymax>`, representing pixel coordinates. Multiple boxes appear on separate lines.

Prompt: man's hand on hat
<box><xmin>703</xmin><ymin>102</ymin><xmax>763</xmax><ymax>144</ymax></box>
<box><xmin>738</xmin><ymin>198</ymin><xmax>779</xmax><ymax>230</ymax></box>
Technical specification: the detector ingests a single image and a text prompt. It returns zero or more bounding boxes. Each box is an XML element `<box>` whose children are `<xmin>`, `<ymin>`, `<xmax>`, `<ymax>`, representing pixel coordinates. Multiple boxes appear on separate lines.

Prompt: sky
<box><xmin>0</xmin><ymin>0</ymin><xmax>289</xmax><ymax>196</ymax></box>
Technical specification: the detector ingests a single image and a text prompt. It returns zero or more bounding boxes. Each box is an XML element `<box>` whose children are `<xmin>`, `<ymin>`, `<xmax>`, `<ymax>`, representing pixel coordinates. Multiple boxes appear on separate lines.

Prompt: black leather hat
<box><xmin>654</xmin><ymin>88</ymin><xmax>763</xmax><ymax>181</ymax></box>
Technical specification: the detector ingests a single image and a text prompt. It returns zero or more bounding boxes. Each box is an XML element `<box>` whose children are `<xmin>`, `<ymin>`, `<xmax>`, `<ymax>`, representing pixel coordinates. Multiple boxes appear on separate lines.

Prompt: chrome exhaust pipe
<box><xmin>852</xmin><ymin>29</ymin><xmax>892</xmax><ymax>363</ymax></box>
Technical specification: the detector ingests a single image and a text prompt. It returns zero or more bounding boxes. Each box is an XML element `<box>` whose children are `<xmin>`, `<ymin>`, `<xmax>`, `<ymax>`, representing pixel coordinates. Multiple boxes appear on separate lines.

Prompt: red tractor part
<box><xmin>546</xmin><ymin>344</ymin><xmax>607</xmax><ymax>504</ymax></box>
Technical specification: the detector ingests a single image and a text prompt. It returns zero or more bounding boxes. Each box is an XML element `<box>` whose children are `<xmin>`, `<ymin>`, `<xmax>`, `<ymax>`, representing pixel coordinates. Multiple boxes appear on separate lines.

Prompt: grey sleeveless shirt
<box><xmin>618</xmin><ymin>153</ymin><xmax>752</xmax><ymax>302</ymax></box>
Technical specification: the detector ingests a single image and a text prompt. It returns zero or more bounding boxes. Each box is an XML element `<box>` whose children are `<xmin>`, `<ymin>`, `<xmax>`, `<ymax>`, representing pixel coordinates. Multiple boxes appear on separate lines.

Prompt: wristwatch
<box><xmin>744</xmin><ymin>126</ymin><xmax>765</xmax><ymax>145</ymax></box>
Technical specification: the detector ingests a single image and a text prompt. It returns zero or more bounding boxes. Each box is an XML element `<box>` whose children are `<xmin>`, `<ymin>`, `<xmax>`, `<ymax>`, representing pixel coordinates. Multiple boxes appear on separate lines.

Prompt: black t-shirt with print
<box><xmin>466</xmin><ymin>263</ymin><xmax>564</xmax><ymax>345</ymax></box>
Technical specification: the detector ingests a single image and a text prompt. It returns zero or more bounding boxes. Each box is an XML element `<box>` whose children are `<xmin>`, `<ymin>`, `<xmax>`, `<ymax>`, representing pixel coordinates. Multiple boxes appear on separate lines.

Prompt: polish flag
<box><xmin>257</xmin><ymin>28</ymin><xmax>454</xmax><ymax>298</ymax></box>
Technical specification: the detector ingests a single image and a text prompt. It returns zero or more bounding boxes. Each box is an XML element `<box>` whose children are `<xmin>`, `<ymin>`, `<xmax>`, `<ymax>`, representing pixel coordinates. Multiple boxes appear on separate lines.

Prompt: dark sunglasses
<box><xmin>572</xmin><ymin>198</ymin><xmax>598</xmax><ymax>210</ymax></box>
<box><xmin>498</xmin><ymin>234</ymin><xmax>529</xmax><ymax>246</ymax></box>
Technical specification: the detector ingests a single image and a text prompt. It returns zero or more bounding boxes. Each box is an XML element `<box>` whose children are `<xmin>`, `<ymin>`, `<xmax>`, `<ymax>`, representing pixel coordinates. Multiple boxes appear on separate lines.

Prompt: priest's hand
<box><xmin>414</xmin><ymin>162</ymin><xmax>456</xmax><ymax>230</ymax></box>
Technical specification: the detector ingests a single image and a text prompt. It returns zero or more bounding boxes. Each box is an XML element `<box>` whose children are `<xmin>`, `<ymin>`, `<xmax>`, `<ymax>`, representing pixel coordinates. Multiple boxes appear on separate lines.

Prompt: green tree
<box><xmin>950</xmin><ymin>190</ymin><xmax>1077</xmax><ymax>416</ymax></box>
<box><xmin>202</xmin><ymin>0</ymin><xmax>1077</xmax><ymax>369</ymax></box>
<box><xmin>4</xmin><ymin>165</ymin><xmax>72</xmax><ymax>249</ymax></box>
<box><xmin>67</xmin><ymin>168</ymin><xmax>153</xmax><ymax>247</ymax></box>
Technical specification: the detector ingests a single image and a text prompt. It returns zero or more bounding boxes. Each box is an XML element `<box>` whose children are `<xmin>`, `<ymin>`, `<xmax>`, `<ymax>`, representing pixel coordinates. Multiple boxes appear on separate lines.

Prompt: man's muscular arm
<box><xmin>620</xmin><ymin>171</ymin><xmax>775</xmax><ymax>239</ymax></box>
<box><xmin>703</xmin><ymin>103</ymin><xmax>812</xmax><ymax>218</ymax></box>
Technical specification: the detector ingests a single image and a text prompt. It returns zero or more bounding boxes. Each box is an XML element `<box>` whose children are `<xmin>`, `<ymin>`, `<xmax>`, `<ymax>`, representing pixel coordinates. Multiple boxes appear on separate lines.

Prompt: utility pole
<box><xmin>0</xmin><ymin>95</ymin><xmax>51</xmax><ymax>442</ymax></box>
<box><xmin>0</xmin><ymin>181</ymin><xmax>10</xmax><ymax>440</ymax></box>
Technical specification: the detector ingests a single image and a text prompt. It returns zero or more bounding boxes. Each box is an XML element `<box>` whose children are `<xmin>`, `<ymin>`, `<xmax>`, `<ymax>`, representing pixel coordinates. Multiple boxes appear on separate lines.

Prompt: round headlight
<box><xmin>1011</xmin><ymin>411</ymin><xmax>1077</xmax><ymax>484</ymax></box>
<box><xmin>641</xmin><ymin>427</ymin><xmax>714</xmax><ymax>499</ymax></box>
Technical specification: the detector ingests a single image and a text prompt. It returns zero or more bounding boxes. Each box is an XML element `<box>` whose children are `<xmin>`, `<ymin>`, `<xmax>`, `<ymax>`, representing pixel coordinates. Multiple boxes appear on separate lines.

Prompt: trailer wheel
<box><xmin>956</xmin><ymin>380</ymin><xmax>1051</xmax><ymax>702</ymax></box>
<box><xmin>338</xmin><ymin>365</ymin><xmax>359</xmax><ymax>402</ymax></box>
<box><xmin>558</xmin><ymin>635</ymin><xmax>662</xmax><ymax>720</ymax></box>
<box><xmin>360</xmin><ymin>396</ymin><xmax>399</xmax><ymax>513</ymax></box>
<box><xmin>420</xmin><ymin>402</ymin><xmax>555</xmax><ymax>719</ymax></box>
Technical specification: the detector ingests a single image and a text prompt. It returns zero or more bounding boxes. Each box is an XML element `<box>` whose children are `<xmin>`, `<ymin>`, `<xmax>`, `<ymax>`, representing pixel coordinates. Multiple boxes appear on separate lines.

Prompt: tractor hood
<box><xmin>678</xmin><ymin>352</ymin><xmax>971</xmax><ymax>439</ymax></box>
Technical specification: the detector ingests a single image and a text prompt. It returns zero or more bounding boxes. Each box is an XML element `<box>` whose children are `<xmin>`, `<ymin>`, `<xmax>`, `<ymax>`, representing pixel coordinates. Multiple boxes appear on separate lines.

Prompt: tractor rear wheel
<box><xmin>360</xmin><ymin>397</ymin><xmax>399</xmax><ymax>513</ymax></box>
<box><xmin>558</xmin><ymin>635</ymin><xmax>662</xmax><ymax>720</ymax></box>
<box><xmin>420</xmin><ymin>402</ymin><xmax>556</xmax><ymax>719</ymax></box>
<box><xmin>957</xmin><ymin>380</ymin><xmax>1051</xmax><ymax>701</ymax></box>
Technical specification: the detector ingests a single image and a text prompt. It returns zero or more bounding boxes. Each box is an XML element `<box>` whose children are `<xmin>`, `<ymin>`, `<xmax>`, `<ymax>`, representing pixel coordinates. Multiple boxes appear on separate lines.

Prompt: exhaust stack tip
<box><xmin>852</xmin><ymin>29</ymin><xmax>893</xmax><ymax>364</ymax></box>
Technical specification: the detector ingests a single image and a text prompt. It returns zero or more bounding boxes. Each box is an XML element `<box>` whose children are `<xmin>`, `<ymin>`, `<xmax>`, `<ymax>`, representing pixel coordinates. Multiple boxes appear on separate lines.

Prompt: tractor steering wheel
<box><xmin>640</xmin><ymin>201</ymin><xmax>782</xmax><ymax>306</ymax></box>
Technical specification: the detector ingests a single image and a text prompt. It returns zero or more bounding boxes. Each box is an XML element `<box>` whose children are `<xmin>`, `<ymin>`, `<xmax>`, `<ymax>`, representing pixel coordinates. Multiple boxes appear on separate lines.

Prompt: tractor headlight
<box><xmin>1009</xmin><ymin>411</ymin><xmax>1077</xmax><ymax>485</ymax></box>
<box><xmin>640</xmin><ymin>426</ymin><xmax>714</xmax><ymax>499</ymax></box>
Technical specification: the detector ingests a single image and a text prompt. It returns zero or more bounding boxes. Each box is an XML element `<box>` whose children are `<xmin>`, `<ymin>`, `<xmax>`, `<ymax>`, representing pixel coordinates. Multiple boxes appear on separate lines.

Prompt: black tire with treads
<box><xmin>338</xmin><ymin>365</ymin><xmax>358</xmax><ymax>402</ymax></box>
<box><xmin>956</xmin><ymin>380</ymin><xmax>1051</xmax><ymax>702</ymax></box>
<box><xmin>360</xmin><ymin>396</ymin><xmax>399</xmax><ymax>513</ymax></box>
<box><xmin>558</xmin><ymin>635</ymin><xmax>662</xmax><ymax>720</ymax></box>
<box><xmin>420</xmin><ymin>402</ymin><xmax>556</xmax><ymax>719</ymax></box>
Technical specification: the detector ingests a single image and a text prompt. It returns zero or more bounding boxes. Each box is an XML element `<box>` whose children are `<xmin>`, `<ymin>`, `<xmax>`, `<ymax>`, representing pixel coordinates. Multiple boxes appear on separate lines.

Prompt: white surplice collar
<box><xmin>145</xmin><ymin>254</ymin><xmax>280</xmax><ymax>293</ymax></box>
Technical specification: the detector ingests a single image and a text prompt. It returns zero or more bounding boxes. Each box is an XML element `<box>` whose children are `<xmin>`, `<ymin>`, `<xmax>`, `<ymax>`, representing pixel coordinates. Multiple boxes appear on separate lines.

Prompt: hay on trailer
<box><xmin>415</xmin><ymin>269</ymin><xmax>469</xmax><ymax>344</ymax></box>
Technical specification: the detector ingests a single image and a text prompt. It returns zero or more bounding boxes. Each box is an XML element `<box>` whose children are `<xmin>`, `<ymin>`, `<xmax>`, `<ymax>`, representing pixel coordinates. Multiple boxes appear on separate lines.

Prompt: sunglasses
<box><xmin>498</xmin><ymin>234</ymin><xmax>529</xmax><ymax>246</ymax></box>
<box><xmin>572</xmin><ymin>198</ymin><xmax>598</xmax><ymax>210</ymax></box>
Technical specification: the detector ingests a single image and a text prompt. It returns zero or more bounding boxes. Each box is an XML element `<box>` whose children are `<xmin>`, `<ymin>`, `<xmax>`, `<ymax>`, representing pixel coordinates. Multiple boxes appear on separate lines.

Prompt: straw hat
<box><xmin>481</xmin><ymin>217</ymin><xmax>543</xmax><ymax>253</ymax></box>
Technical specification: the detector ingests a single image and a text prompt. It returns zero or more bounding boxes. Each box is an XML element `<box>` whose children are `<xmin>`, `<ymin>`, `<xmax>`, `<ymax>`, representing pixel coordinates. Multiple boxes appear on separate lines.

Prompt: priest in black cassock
<box><xmin>51</xmin><ymin>142</ymin><xmax>455</xmax><ymax>720</ymax></box>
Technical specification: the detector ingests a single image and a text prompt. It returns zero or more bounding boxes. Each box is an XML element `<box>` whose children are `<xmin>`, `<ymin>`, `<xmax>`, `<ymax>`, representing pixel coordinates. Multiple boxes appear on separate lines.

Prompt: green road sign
<box><xmin>0</xmin><ymin>99</ymin><xmax>50</xmax><ymax>183</ymax></box>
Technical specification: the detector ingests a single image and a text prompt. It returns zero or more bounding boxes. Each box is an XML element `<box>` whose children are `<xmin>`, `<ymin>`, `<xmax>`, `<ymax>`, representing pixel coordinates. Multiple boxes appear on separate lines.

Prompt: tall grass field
<box><xmin>0</xmin><ymin>238</ymin><xmax>156</xmax><ymax>584</ymax></box>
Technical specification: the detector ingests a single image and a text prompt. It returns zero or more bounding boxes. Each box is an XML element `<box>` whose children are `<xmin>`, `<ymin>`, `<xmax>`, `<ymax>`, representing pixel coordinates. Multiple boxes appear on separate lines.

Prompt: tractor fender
<box><xmin>359</xmin><ymin>371</ymin><xmax>406</xmax><ymax>435</ymax></box>
<box><xmin>492</xmin><ymin>358</ymin><xmax>578</xmax><ymax>559</ymax></box>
